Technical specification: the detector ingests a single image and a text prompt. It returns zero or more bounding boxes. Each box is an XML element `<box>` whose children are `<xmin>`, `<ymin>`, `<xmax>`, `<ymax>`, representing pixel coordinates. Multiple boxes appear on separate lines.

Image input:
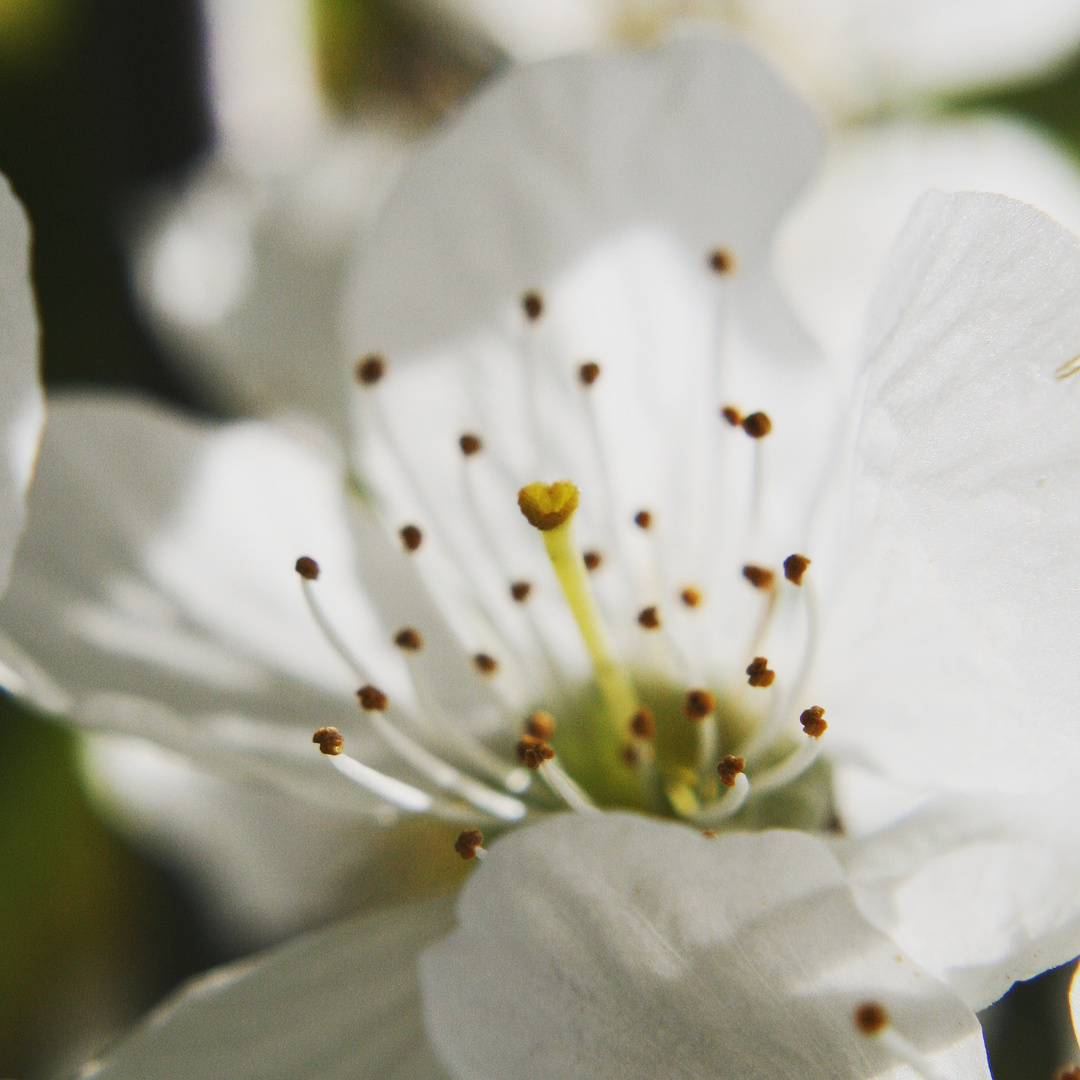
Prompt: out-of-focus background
<box><xmin>0</xmin><ymin>1</ymin><xmax>1079</xmax><ymax>1076</ymax></box>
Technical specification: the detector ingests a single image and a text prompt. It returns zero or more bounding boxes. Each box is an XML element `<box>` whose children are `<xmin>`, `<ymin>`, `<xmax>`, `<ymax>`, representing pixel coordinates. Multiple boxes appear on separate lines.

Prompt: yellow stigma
<box><xmin>517</xmin><ymin>481</ymin><xmax>580</xmax><ymax>531</ymax></box>
<box><xmin>518</xmin><ymin>480</ymin><xmax>637</xmax><ymax>739</ymax></box>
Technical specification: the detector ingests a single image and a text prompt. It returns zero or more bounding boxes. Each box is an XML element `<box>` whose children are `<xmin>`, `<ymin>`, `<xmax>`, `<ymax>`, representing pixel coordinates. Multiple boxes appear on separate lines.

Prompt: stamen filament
<box><xmin>693</xmin><ymin>773</ymin><xmax>749</xmax><ymax>826</ymax></box>
<box><xmin>540</xmin><ymin>759</ymin><xmax>600</xmax><ymax>814</ymax></box>
<box><xmin>749</xmin><ymin>733</ymin><xmax>823</xmax><ymax>795</ymax></box>
<box><xmin>329</xmin><ymin>752</ymin><xmax>433</xmax><ymax>813</ymax></box>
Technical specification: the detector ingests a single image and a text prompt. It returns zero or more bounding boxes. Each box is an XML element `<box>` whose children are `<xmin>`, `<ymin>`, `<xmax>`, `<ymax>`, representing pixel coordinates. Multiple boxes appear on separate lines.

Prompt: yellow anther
<box><xmin>518</xmin><ymin>481</ymin><xmax>580</xmax><ymax>531</ymax></box>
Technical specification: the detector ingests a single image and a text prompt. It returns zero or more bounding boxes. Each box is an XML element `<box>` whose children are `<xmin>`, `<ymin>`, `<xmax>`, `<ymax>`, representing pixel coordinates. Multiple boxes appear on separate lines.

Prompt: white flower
<box><xmin>425</xmin><ymin>0</ymin><xmax>1080</xmax><ymax>118</ymax></box>
<box><xmin>5</xmin><ymin>38</ymin><xmax>1080</xmax><ymax>1075</ymax></box>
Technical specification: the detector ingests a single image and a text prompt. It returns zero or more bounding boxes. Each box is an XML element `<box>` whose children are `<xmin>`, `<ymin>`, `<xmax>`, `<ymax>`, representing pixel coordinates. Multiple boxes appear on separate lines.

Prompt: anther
<box><xmin>638</xmin><ymin>606</ymin><xmax>661</xmax><ymax>630</ymax></box>
<box><xmin>633</xmin><ymin>509</ymin><xmax>652</xmax><ymax>530</ymax></box>
<box><xmin>630</xmin><ymin>706</ymin><xmax>656</xmax><ymax>740</ymax></box>
<box><xmin>684</xmin><ymin>689</ymin><xmax>715</xmax><ymax>721</ymax></box>
<box><xmin>516</xmin><ymin>734</ymin><xmax>555</xmax><ymax>770</ymax></box>
<box><xmin>518</xmin><ymin>481</ymin><xmax>579</xmax><ymax>531</ymax></box>
<box><xmin>680</xmin><ymin>586</ymin><xmax>703</xmax><ymax>608</ymax></box>
<box><xmin>853</xmin><ymin>1002</ymin><xmax>889</xmax><ymax>1037</ymax></box>
<box><xmin>583</xmin><ymin>550</ymin><xmax>602</xmax><ymax>572</ymax></box>
<box><xmin>295</xmin><ymin>555</ymin><xmax>320</xmax><ymax>581</ymax></box>
<box><xmin>800</xmin><ymin>706</ymin><xmax>827</xmax><ymax>738</ymax></box>
<box><xmin>742</xmin><ymin>565</ymin><xmax>774</xmax><ymax>590</ymax></box>
<box><xmin>700</xmin><ymin>829</ymin><xmax>717</xmax><ymax>839</ymax></box>
<box><xmin>620</xmin><ymin>743</ymin><xmax>640</xmax><ymax>768</ymax></box>
<box><xmin>579</xmin><ymin>361</ymin><xmax>601</xmax><ymax>386</ymax></box>
<box><xmin>708</xmin><ymin>248</ymin><xmax>735</xmax><ymax>275</ymax></box>
<box><xmin>522</xmin><ymin>290</ymin><xmax>544</xmax><ymax>321</ymax></box>
<box><xmin>720</xmin><ymin>405</ymin><xmax>743</xmax><ymax>427</ymax></box>
<box><xmin>454</xmin><ymin>829</ymin><xmax>485</xmax><ymax>861</ymax></box>
<box><xmin>459</xmin><ymin>432</ymin><xmax>483</xmax><ymax>456</ymax></box>
<box><xmin>510</xmin><ymin>581</ymin><xmax>532</xmax><ymax>603</ymax></box>
<box><xmin>742</xmin><ymin>412</ymin><xmax>772</xmax><ymax>439</ymax></box>
<box><xmin>473</xmin><ymin>653</ymin><xmax>499</xmax><ymax>675</ymax></box>
<box><xmin>525</xmin><ymin>711</ymin><xmax>556</xmax><ymax>740</ymax></box>
<box><xmin>784</xmin><ymin>554</ymin><xmax>811</xmax><ymax>585</ymax></box>
<box><xmin>716</xmin><ymin>754</ymin><xmax>745</xmax><ymax>788</ymax></box>
<box><xmin>399</xmin><ymin>524</ymin><xmax>423</xmax><ymax>552</ymax></box>
<box><xmin>394</xmin><ymin>627</ymin><xmax>423</xmax><ymax>651</ymax></box>
<box><xmin>746</xmin><ymin>657</ymin><xmax>775</xmax><ymax>688</ymax></box>
<box><xmin>313</xmin><ymin>726</ymin><xmax>344</xmax><ymax>756</ymax></box>
<box><xmin>355</xmin><ymin>354</ymin><xmax>386</xmax><ymax>385</ymax></box>
<box><xmin>357</xmin><ymin>684</ymin><xmax>388</xmax><ymax>711</ymax></box>
<box><xmin>1055</xmin><ymin>1068</ymin><xmax>1080</xmax><ymax>1080</ymax></box>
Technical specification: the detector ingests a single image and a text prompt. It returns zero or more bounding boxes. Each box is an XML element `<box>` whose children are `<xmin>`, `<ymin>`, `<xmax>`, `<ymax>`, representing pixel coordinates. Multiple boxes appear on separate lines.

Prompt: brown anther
<box><xmin>680</xmin><ymin>586</ymin><xmax>703</xmax><ymax>608</ymax></box>
<box><xmin>742</xmin><ymin>412</ymin><xmax>772</xmax><ymax>439</ymax></box>
<box><xmin>518</xmin><ymin>481</ymin><xmax>579</xmax><ymax>531</ymax></box>
<box><xmin>684</xmin><ymin>689</ymin><xmax>716</xmax><ymax>722</ymax></box>
<box><xmin>522</xmin><ymin>290</ymin><xmax>544</xmax><ymax>321</ymax></box>
<box><xmin>459</xmin><ymin>432</ymin><xmax>483</xmax><ymax>456</ymax></box>
<box><xmin>633</xmin><ymin>509</ymin><xmax>652</xmax><ymax>530</ymax></box>
<box><xmin>800</xmin><ymin>706</ymin><xmax>827</xmax><ymax>739</ymax></box>
<box><xmin>510</xmin><ymin>580</ymin><xmax>532</xmax><ymax>603</ymax></box>
<box><xmin>720</xmin><ymin>405</ymin><xmax>743</xmax><ymax>427</ymax></box>
<box><xmin>638</xmin><ymin>606</ymin><xmax>661</xmax><ymax>630</ymax></box>
<box><xmin>355</xmin><ymin>354</ymin><xmax>385</xmax><ymax>385</ymax></box>
<box><xmin>454</xmin><ymin>829</ymin><xmax>484</xmax><ymax>861</ymax></box>
<box><xmin>1054</xmin><ymin>1067</ymin><xmax>1080</xmax><ymax>1080</ymax></box>
<box><xmin>579</xmin><ymin>361</ymin><xmax>601</xmax><ymax>386</ymax></box>
<box><xmin>394</xmin><ymin>627</ymin><xmax>423</xmax><ymax>651</ymax></box>
<box><xmin>399</xmin><ymin>524</ymin><xmax>423</xmax><ymax>552</ymax></box>
<box><xmin>312</xmin><ymin>726</ymin><xmax>344</xmax><ymax>756</ymax></box>
<box><xmin>525</xmin><ymin>711</ymin><xmax>556</xmax><ymax>740</ymax></box>
<box><xmin>783</xmin><ymin>553</ymin><xmax>811</xmax><ymax>586</ymax></box>
<box><xmin>853</xmin><ymin>1002</ymin><xmax>889</xmax><ymax>1036</ymax></box>
<box><xmin>746</xmin><ymin>657</ymin><xmax>775</xmax><ymax>688</ymax></box>
<box><xmin>630</xmin><ymin>706</ymin><xmax>656</xmax><ymax>740</ymax></box>
<box><xmin>716</xmin><ymin>754</ymin><xmax>745</xmax><ymax>788</ymax></box>
<box><xmin>742</xmin><ymin>565</ymin><xmax>775</xmax><ymax>590</ymax></box>
<box><xmin>295</xmin><ymin>555</ymin><xmax>320</xmax><ymax>581</ymax></box>
<box><xmin>473</xmin><ymin>653</ymin><xmax>499</xmax><ymax>675</ymax></box>
<box><xmin>356</xmin><ymin>684</ymin><xmax>388</xmax><ymax>711</ymax></box>
<box><xmin>619</xmin><ymin>743</ymin><xmax>640</xmax><ymax>768</ymax></box>
<box><xmin>708</xmin><ymin>248</ymin><xmax>736</xmax><ymax>275</ymax></box>
<box><xmin>583</xmin><ymin>550</ymin><xmax>603</xmax><ymax>572</ymax></box>
<box><xmin>516</xmin><ymin>734</ymin><xmax>555</xmax><ymax>770</ymax></box>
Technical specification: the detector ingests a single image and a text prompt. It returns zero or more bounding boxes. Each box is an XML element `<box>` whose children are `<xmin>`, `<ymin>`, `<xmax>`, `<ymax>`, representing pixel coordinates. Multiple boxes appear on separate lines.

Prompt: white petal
<box><xmin>80</xmin><ymin>897</ymin><xmax>454</xmax><ymax>1080</ymax></box>
<box><xmin>0</xmin><ymin>173</ymin><xmax>43</xmax><ymax>599</ymax></box>
<box><xmin>837</xmin><ymin>784</ymin><xmax>1080</xmax><ymax>1011</ymax></box>
<box><xmin>816</xmin><ymin>191</ymin><xmax>1080</xmax><ymax>794</ymax></box>
<box><xmin>421</xmin><ymin>812</ymin><xmax>990</xmax><ymax>1080</ymax></box>
<box><xmin>777</xmin><ymin>116</ymin><xmax>1080</xmax><ymax>379</ymax></box>
<box><xmin>342</xmin><ymin>36</ymin><xmax>822</xmax><ymax>363</ymax></box>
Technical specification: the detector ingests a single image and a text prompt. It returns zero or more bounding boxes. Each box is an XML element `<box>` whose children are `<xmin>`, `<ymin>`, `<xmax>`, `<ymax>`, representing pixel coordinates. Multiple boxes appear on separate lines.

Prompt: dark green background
<box><xmin>0</xmin><ymin>2</ymin><xmax>1077</xmax><ymax>1074</ymax></box>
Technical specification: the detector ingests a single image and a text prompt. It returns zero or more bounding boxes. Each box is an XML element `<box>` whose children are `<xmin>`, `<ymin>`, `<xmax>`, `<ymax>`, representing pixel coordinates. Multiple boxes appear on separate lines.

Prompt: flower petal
<box><xmin>816</xmin><ymin>191</ymin><xmax>1080</xmax><ymax>793</ymax></box>
<box><xmin>342</xmin><ymin>36</ymin><xmax>822</xmax><ymax>363</ymax></box>
<box><xmin>421</xmin><ymin>812</ymin><xmax>990</xmax><ymax>1080</ymax></box>
<box><xmin>80</xmin><ymin>897</ymin><xmax>454</xmax><ymax>1080</ymax></box>
<box><xmin>0</xmin><ymin>174</ymin><xmax>44</xmax><ymax>600</ymax></box>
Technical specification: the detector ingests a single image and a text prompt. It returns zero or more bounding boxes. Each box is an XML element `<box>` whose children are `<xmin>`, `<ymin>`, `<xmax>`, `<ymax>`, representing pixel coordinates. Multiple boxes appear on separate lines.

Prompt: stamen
<box><xmin>455</xmin><ymin>829</ymin><xmax>486</xmax><ymax>861</ymax></box>
<box><xmin>394</xmin><ymin>627</ymin><xmax>424</xmax><ymax>651</ymax></box>
<box><xmin>784</xmin><ymin>553</ymin><xmax>810</xmax><ymax>586</ymax></box>
<box><xmin>518</xmin><ymin>481</ymin><xmax>638</xmax><ymax>734</ymax></box>
<box><xmin>357</xmin><ymin>684</ymin><xmax>389</xmax><ymax>711</ymax></box>
<box><xmin>630</xmin><ymin>706</ymin><xmax>656</xmax><ymax>740</ymax></box>
<box><xmin>742</xmin><ymin>565</ymin><xmax>775</xmax><ymax>590</ymax></box>
<box><xmin>693</xmin><ymin>771</ymin><xmax>749</xmax><ymax>826</ymax></box>
<box><xmin>638</xmin><ymin>606</ymin><xmax>661</xmax><ymax>630</ymax></box>
<box><xmin>583</xmin><ymin>550</ymin><xmax>603</xmax><ymax>572</ymax></box>
<box><xmin>708</xmin><ymin>248</ymin><xmax>736</xmax><ymax>275</ymax></box>
<box><xmin>634</xmin><ymin>509</ymin><xmax>652</xmax><ymax>530</ymax></box>
<box><xmin>853</xmin><ymin>1001</ymin><xmax>950</xmax><ymax>1080</ymax></box>
<box><xmin>459</xmin><ymin>432</ymin><xmax>483</xmax><ymax>456</ymax></box>
<box><xmin>522</xmin><ymin>290</ymin><xmax>544</xmax><ymax>321</ymax></box>
<box><xmin>741</xmin><ymin>412</ymin><xmax>772</xmax><ymax>439</ymax></box>
<box><xmin>679</xmin><ymin>586</ymin><xmax>703</xmax><ymax>608</ymax></box>
<box><xmin>684</xmin><ymin>690</ymin><xmax>715</xmax><ymax>721</ymax></box>
<box><xmin>746</xmin><ymin>656</ymin><xmax>775</xmax><ymax>688</ymax></box>
<box><xmin>750</xmin><ymin>730</ymin><xmax>824</xmax><ymax>795</ymax></box>
<box><xmin>799</xmin><ymin>706</ymin><xmax>827</xmax><ymax>738</ymax></box>
<box><xmin>579</xmin><ymin>361</ymin><xmax>601</xmax><ymax>386</ymax></box>
<box><xmin>510</xmin><ymin>580</ymin><xmax>532</xmax><ymax>603</ymax></box>
<box><xmin>312</xmin><ymin>726</ymin><xmax>344</xmax><ymax>755</ymax></box>
<box><xmin>539</xmin><ymin>759</ymin><xmax>599</xmax><ymax>814</ymax></box>
<box><xmin>354</xmin><ymin>354</ymin><xmax>386</xmax><ymax>386</ymax></box>
<box><xmin>720</xmin><ymin>405</ymin><xmax>743</xmax><ymax>427</ymax></box>
<box><xmin>399</xmin><ymin>524</ymin><xmax>423</xmax><ymax>552</ymax></box>
<box><xmin>525</xmin><ymin>710</ymin><xmax>556</xmax><ymax>740</ymax></box>
<box><xmin>295</xmin><ymin>555</ymin><xmax>319</xmax><ymax>581</ymax></box>
<box><xmin>329</xmin><ymin>752</ymin><xmax>435</xmax><ymax>815</ymax></box>
<box><xmin>473</xmin><ymin>653</ymin><xmax>499</xmax><ymax>675</ymax></box>
<box><xmin>716</xmin><ymin>754</ymin><xmax>745</xmax><ymax>788</ymax></box>
<box><xmin>686</xmin><ymin>689</ymin><xmax>717</xmax><ymax>778</ymax></box>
